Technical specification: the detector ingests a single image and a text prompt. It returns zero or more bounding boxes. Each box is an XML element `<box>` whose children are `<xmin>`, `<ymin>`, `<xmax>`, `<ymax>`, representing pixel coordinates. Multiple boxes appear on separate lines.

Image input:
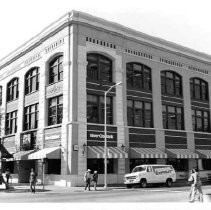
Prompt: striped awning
<box><xmin>87</xmin><ymin>146</ymin><xmax>128</xmax><ymax>159</ymax></box>
<box><xmin>166</xmin><ymin>149</ymin><xmax>199</xmax><ymax>159</ymax></box>
<box><xmin>130</xmin><ymin>147</ymin><xmax>167</xmax><ymax>159</ymax></box>
<box><xmin>28</xmin><ymin>147</ymin><xmax>61</xmax><ymax>160</ymax></box>
<box><xmin>195</xmin><ymin>150</ymin><xmax>211</xmax><ymax>159</ymax></box>
<box><xmin>0</xmin><ymin>144</ymin><xmax>13</xmax><ymax>159</ymax></box>
<box><xmin>13</xmin><ymin>150</ymin><xmax>35</xmax><ymax>161</ymax></box>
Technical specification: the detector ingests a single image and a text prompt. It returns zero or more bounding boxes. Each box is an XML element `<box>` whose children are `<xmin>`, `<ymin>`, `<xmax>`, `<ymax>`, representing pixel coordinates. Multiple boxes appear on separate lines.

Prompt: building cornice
<box><xmin>1</xmin><ymin>10</ymin><xmax>211</xmax><ymax>70</ymax></box>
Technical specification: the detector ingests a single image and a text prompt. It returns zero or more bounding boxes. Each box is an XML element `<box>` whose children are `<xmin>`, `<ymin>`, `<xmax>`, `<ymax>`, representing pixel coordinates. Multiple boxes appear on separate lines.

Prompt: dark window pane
<box><xmin>87</xmin><ymin>54</ymin><xmax>112</xmax><ymax>82</ymax></box>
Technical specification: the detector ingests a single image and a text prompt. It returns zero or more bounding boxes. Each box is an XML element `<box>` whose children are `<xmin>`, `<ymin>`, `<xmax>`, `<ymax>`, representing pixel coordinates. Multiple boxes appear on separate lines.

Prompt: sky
<box><xmin>0</xmin><ymin>0</ymin><xmax>211</xmax><ymax>60</ymax></box>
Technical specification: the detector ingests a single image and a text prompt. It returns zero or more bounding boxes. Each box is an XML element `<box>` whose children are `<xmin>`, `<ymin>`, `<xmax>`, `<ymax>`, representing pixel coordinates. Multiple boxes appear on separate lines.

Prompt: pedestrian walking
<box><xmin>29</xmin><ymin>168</ymin><xmax>37</xmax><ymax>193</ymax></box>
<box><xmin>84</xmin><ymin>169</ymin><xmax>92</xmax><ymax>191</ymax></box>
<box><xmin>0</xmin><ymin>171</ymin><xmax>9</xmax><ymax>189</ymax></box>
<box><xmin>188</xmin><ymin>168</ymin><xmax>203</xmax><ymax>202</ymax></box>
<box><xmin>92</xmin><ymin>170</ymin><xmax>98</xmax><ymax>191</ymax></box>
<box><xmin>5</xmin><ymin>168</ymin><xmax>10</xmax><ymax>184</ymax></box>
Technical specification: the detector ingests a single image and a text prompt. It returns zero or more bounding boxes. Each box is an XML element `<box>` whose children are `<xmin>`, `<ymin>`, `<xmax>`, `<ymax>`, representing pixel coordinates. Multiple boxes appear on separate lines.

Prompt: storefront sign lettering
<box><xmin>45</xmin><ymin>134</ymin><xmax>60</xmax><ymax>140</ymax></box>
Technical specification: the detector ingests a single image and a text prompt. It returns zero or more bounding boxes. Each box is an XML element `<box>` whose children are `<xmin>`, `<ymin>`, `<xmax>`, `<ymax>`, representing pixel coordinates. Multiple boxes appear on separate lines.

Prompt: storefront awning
<box><xmin>87</xmin><ymin>146</ymin><xmax>128</xmax><ymax>159</ymax></box>
<box><xmin>166</xmin><ymin>149</ymin><xmax>199</xmax><ymax>159</ymax></box>
<box><xmin>195</xmin><ymin>150</ymin><xmax>211</xmax><ymax>159</ymax></box>
<box><xmin>28</xmin><ymin>147</ymin><xmax>61</xmax><ymax>159</ymax></box>
<box><xmin>130</xmin><ymin>147</ymin><xmax>167</xmax><ymax>159</ymax></box>
<box><xmin>13</xmin><ymin>150</ymin><xmax>35</xmax><ymax>160</ymax></box>
<box><xmin>0</xmin><ymin>144</ymin><xmax>13</xmax><ymax>159</ymax></box>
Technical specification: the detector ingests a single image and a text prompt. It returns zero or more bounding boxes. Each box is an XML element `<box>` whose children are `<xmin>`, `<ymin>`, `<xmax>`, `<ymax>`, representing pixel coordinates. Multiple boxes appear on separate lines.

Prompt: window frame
<box><xmin>25</xmin><ymin>67</ymin><xmax>40</xmax><ymax>95</ymax></box>
<box><xmin>48</xmin><ymin>95</ymin><xmax>63</xmax><ymax>126</ymax></box>
<box><xmin>162</xmin><ymin>104</ymin><xmax>184</xmax><ymax>130</ymax></box>
<box><xmin>5</xmin><ymin>110</ymin><xmax>18</xmax><ymax>135</ymax></box>
<box><xmin>87</xmin><ymin>94</ymin><xmax>113</xmax><ymax>124</ymax></box>
<box><xmin>192</xmin><ymin>109</ymin><xmax>210</xmax><ymax>132</ymax></box>
<box><xmin>49</xmin><ymin>55</ymin><xmax>63</xmax><ymax>85</ymax></box>
<box><xmin>161</xmin><ymin>71</ymin><xmax>182</xmax><ymax>97</ymax></box>
<box><xmin>24</xmin><ymin>103</ymin><xmax>39</xmax><ymax>131</ymax></box>
<box><xmin>87</xmin><ymin>53</ymin><xmax>112</xmax><ymax>82</ymax></box>
<box><xmin>190</xmin><ymin>78</ymin><xmax>209</xmax><ymax>101</ymax></box>
<box><xmin>127</xmin><ymin>99</ymin><xmax>153</xmax><ymax>128</ymax></box>
<box><xmin>7</xmin><ymin>78</ymin><xmax>19</xmax><ymax>102</ymax></box>
<box><xmin>126</xmin><ymin>62</ymin><xmax>152</xmax><ymax>91</ymax></box>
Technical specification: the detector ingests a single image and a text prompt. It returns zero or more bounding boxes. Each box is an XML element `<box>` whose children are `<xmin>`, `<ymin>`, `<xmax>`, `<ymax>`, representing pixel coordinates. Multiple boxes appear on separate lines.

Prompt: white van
<box><xmin>124</xmin><ymin>164</ymin><xmax>176</xmax><ymax>188</ymax></box>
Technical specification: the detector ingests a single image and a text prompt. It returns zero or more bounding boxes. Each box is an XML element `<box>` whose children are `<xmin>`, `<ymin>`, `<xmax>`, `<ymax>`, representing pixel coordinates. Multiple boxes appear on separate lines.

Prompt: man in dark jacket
<box><xmin>92</xmin><ymin>171</ymin><xmax>98</xmax><ymax>191</ymax></box>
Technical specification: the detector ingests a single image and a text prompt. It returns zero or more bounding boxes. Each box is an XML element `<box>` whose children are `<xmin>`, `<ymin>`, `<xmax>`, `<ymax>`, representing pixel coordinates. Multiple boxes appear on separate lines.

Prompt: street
<box><xmin>0</xmin><ymin>184</ymin><xmax>211</xmax><ymax>203</ymax></box>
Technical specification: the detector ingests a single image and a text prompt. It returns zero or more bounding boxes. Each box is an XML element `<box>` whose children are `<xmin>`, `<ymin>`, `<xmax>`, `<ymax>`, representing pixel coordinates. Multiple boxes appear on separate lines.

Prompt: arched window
<box><xmin>87</xmin><ymin>53</ymin><xmax>112</xmax><ymax>82</ymax></box>
<box><xmin>126</xmin><ymin>62</ymin><xmax>151</xmax><ymax>91</ymax></box>
<box><xmin>161</xmin><ymin>71</ymin><xmax>182</xmax><ymax>96</ymax></box>
<box><xmin>190</xmin><ymin>78</ymin><xmax>208</xmax><ymax>101</ymax></box>
<box><xmin>25</xmin><ymin>67</ymin><xmax>39</xmax><ymax>95</ymax></box>
<box><xmin>7</xmin><ymin>78</ymin><xmax>19</xmax><ymax>102</ymax></box>
<box><xmin>49</xmin><ymin>55</ymin><xmax>63</xmax><ymax>84</ymax></box>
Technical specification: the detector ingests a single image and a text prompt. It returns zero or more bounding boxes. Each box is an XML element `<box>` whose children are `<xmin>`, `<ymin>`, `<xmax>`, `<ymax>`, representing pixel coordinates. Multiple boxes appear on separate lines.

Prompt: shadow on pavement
<box><xmin>0</xmin><ymin>187</ymin><xmax>51</xmax><ymax>193</ymax></box>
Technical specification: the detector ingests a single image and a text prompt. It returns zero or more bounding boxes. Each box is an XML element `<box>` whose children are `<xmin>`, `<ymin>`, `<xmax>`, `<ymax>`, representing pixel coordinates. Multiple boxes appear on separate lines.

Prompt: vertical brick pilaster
<box><xmin>37</xmin><ymin>63</ymin><xmax>46</xmax><ymax>149</ymax></box>
<box><xmin>0</xmin><ymin>83</ymin><xmax>7</xmax><ymax>137</ymax></box>
<box><xmin>183</xmin><ymin>75</ymin><xmax>194</xmax><ymax>151</ymax></box>
<box><xmin>77</xmin><ymin>44</ymin><xmax>87</xmax><ymax>176</ymax></box>
<box><xmin>60</xmin><ymin>36</ymin><xmax>71</xmax><ymax>175</ymax></box>
<box><xmin>16</xmin><ymin>76</ymin><xmax>24</xmax><ymax>149</ymax></box>
<box><xmin>152</xmin><ymin>69</ymin><xmax>165</xmax><ymax>151</ymax></box>
<box><xmin>114</xmin><ymin>53</ymin><xmax>126</xmax><ymax>176</ymax></box>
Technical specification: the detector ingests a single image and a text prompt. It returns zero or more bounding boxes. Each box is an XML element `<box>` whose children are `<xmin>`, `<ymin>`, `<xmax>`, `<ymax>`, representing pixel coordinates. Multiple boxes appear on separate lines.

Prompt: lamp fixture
<box><xmin>82</xmin><ymin>143</ymin><xmax>87</xmax><ymax>155</ymax></box>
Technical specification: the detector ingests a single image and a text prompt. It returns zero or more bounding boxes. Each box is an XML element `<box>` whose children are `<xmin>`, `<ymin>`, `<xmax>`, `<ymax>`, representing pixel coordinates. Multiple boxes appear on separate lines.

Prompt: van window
<box><xmin>132</xmin><ymin>166</ymin><xmax>146</xmax><ymax>172</ymax></box>
<box><xmin>147</xmin><ymin>166</ymin><xmax>152</xmax><ymax>172</ymax></box>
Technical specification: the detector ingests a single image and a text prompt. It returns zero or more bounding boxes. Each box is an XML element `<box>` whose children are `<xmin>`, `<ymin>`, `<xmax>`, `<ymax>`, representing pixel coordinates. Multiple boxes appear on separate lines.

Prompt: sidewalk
<box><xmin>0</xmin><ymin>179</ymin><xmax>210</xmax><ymax>193</ymax></box>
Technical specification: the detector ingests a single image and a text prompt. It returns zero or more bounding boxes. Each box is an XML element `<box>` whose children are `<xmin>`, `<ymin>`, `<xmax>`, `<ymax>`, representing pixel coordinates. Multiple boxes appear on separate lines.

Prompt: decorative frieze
<box><xmin>124</xmin><ymin>48</ymin><xmax>153</xmax><ymax>60</ymax></box>
<box><xmin>24</xmin><ymin>53</ymin><xmax>41</xmax><ymax>67</ymax></box>
<box><xmin>86</xmin><ymin>36</ymin><xmax>116</xmax><ymax>50</ymax></box>
<box><xmin>46</xmin><ymin>81</ymin><xmax>63</xmax><ymax>99</ymax></box>
<box><xmin>44</xmin><ymin>38</ymin><xmax>65</xmax><ymax>54</ymax></box>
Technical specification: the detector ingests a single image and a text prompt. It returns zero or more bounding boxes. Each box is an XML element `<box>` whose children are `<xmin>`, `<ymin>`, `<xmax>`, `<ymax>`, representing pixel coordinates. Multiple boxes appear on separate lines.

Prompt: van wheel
<box><xmin>140</xmin><ymin>179</ymin><xmax>147</xmax><ymax>188</ymax></box>
<box><xmin>126</xmin><ymin>185</ymin><xmax>132</xmax><ymax>189</ymax></box>
<box><xmin>166</xmin><ymin>179</ymin><xmax>172</xmax><ymax>187</ymax></box>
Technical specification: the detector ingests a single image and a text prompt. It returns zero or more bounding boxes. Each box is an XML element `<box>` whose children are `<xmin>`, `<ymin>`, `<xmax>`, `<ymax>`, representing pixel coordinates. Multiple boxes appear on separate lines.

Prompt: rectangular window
<box><xmin>127</xmin><ymin>99</ymin><xmax>153</xmax><ymax>128</ymax></box>
<box><xmin>5</xmin><ymin>110</ymin><xmax>18</xmax><ymax>135</ymax></box>
<box><xmin>87</xmin><ymin>94</ymin><xmax>113</xmax><ymax>124</ymax></box>
<box><xmin>48</xmin><ymin>95</ymin><xmax>63</xmax><ymax>125</ymax></box>
<box><xmin>192</xmin><ymin>109</ymin><xmax>210</xmax><ymax>132</ymax></box>
<box><xmin>24</xmin><ymin>104</ymin><xmax>39</xmax><ymax>131</ymax></box>
<box><xmin>162</xmin><ymin>104</ymin><xmax>184</xmax><ymax>130</ymax></box>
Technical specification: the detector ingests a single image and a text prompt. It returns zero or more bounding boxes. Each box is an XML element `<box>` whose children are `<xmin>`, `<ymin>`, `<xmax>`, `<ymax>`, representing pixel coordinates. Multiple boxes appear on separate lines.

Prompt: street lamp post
<box><xmin>104</xmin><ymin>82</ymin><xmax>122</xmax><ymax>189</ymax></box>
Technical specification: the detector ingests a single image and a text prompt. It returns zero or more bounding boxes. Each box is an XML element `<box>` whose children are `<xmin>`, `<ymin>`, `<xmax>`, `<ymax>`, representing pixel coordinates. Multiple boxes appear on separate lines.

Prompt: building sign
<box><xmin>45</xmin><ymin>134</ymin><xmax>61</xmax><ymax>140</ymax></box>
<box><xmin>87</xmin><ymin>131</ymin><xmax>117</xmax><ymax>141</ymax></box>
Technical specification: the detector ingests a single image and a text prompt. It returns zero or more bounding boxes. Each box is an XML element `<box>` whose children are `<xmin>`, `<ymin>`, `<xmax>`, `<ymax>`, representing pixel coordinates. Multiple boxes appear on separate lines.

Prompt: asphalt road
<box><xmin>0</xmin><ymin>185</ymin><xmax>211</xmax><ymax>203</ymax></box>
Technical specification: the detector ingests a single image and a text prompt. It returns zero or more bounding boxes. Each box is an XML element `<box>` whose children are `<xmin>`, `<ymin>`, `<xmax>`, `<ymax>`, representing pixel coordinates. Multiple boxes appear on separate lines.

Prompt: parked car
<box><xmin>124</xmin><ymin>164</ymin><xmax>176</xmax><ymax>188</ymax></box>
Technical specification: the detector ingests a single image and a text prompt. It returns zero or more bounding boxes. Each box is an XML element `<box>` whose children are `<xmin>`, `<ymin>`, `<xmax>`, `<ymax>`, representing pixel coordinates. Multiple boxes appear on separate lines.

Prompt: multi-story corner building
<box><xmin>0</xmin><ymin>10</ymin><xmax>211</xmax><ymax>186</ymax></box>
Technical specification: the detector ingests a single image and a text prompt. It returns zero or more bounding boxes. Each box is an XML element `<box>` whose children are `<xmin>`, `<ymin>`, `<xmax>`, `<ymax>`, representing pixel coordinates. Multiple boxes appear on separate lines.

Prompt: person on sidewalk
<box><xmin>188</xmin><ymin>168</ymin><xmax>203</xmax><ymax>202</ymax></box>
<box><xmin>84</xmin><ymin>169</ymin><xmax>92</xmax><ymax>191</ymax></box>
<box><xmin>92</xmin><ymin>171</ymin><xmax>98</xmax><ymax>191</ymax></box>
<box><xmin>5</xmin><ymin>168</ymin><xmax>10</xmax><ymax>184</ymax></box>
<box><xmin>0</xmin><ymin>171</ymin><xmax>8</xmax><ymax>189</ymax></box>
<box><xmin>29</xmin><ymin>168</ymin><xmax>37</xmax><ymax>193</ymax></box>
